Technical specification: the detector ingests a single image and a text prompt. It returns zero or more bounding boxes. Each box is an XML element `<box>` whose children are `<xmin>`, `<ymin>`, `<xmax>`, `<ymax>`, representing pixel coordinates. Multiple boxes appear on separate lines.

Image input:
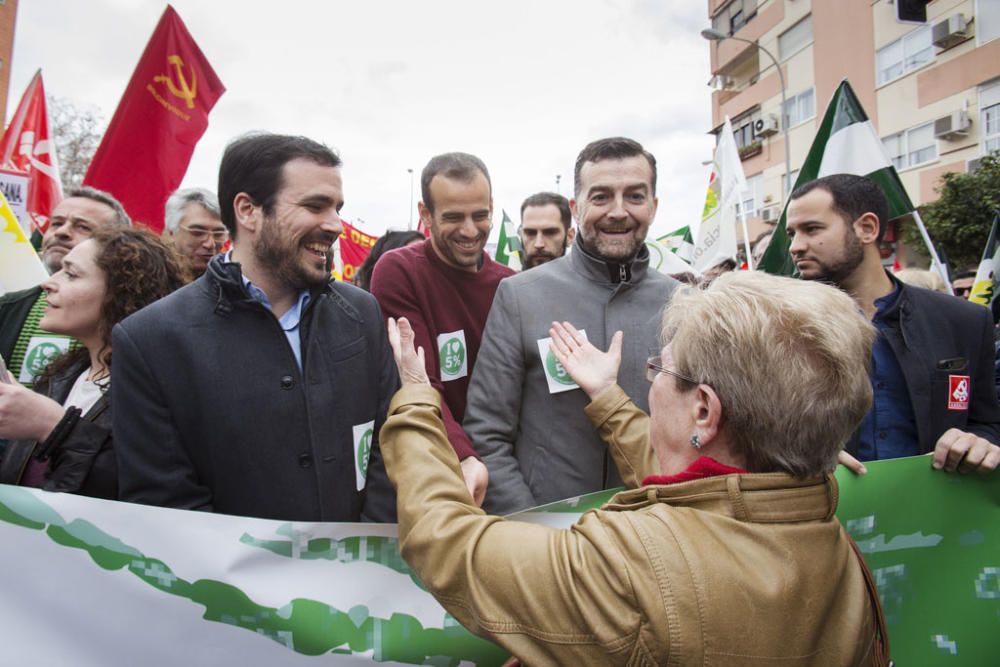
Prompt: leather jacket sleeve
<box><xmin>381</xmin><ymin>384</ymin><xmax>642</xmax><ymax>664</ymax></box>
<box><xmin>583</xmin><ymin>384</ymin><xmax>658</xmax><ymax>487</ymax></box>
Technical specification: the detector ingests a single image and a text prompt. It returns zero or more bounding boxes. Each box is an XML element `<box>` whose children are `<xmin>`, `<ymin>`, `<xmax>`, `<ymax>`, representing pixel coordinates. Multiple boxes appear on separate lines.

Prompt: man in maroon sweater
<box><xmin>371</xmin><ymin>152</ymin><xmax>514</xmax><ymax>505</ymax></box>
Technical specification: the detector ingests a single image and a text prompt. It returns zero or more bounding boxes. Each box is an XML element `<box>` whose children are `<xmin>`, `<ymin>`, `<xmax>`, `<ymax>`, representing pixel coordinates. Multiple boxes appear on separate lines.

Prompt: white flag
<box><xmin>692</xmin><ymin>116</ymin><xmax>748</xmax><ymax>273</ymax></box>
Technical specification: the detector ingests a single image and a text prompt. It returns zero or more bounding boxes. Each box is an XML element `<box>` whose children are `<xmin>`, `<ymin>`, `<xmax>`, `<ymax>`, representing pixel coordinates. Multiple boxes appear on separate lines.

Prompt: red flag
<box><xmin>0</xmin><ymin>70</ymin><xmax>63</xmax><ymax>235</ymax></box>
<box><xmin>339</xmin><ymin>221</ymin><xmax>379</xmax><ymax>283</ymax></box>
<box><xmin>84</xmin><ymin>5</ymin><xmax>224</xmax><ymax>233</ymax></box>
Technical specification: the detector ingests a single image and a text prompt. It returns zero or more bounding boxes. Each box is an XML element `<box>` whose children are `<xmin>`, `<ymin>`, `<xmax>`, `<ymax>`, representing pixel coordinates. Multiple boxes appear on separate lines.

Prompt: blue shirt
<box><xmin>856</xmin><ymin>283</ymin><xmax>919</xmax><ymax>461</ymax></box>
<box><xmin>229</xmin><ymin>253</ymin><xmax>311</xmax><ymax>370</ymax></box>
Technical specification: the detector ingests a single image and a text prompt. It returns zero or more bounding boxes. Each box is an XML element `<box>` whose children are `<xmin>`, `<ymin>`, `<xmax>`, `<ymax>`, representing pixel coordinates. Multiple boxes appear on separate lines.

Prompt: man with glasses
<box><xmin>162</xmin><ymin>188</ymin><xmax>229</xmax><ymax>276</ymax></box>
<box><xmin>465</xmin><ymin>137</ymin><xmax>677</xmax><ymax>513</ymax></box>
<box><xmin>0</xmin><ymin>187</ymin><xmax>130</xmax><ymax>389</ymax></box>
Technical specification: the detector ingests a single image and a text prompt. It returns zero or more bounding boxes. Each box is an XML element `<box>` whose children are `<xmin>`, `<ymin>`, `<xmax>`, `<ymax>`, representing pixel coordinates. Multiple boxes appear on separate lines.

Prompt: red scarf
<box><xmin>642</xmin><ymin>456</ymin><xmax>746</xmax><ymax>486</ymax></box>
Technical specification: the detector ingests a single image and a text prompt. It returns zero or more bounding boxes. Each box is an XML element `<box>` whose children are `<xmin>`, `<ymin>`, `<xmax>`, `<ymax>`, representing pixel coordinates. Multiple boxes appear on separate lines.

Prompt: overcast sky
<box><xmin>9</xmin><ymin>0</ymin><xmax>714</xmax><ymax>240</ymax></box>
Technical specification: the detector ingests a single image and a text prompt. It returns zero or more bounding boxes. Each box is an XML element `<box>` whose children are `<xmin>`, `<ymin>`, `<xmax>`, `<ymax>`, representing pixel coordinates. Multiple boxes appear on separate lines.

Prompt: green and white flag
<box><xmin>758</xmin><ymin>80</ymin><xmax>934</xmax><ymax>276</ymax></box>
<box><xmin>494</xmin><ymin>210</ymin><xmax>522</xmax><ymax>270</ymax></box>
<box><xmin>969</xmin><ymin>210</ymin><xmax>1000</xmax><ymax>307</ymax></box>
<box><xmin>657</xmin><ymin>225</ymin><xmax>695</xmax><ymax>263</ymax></box>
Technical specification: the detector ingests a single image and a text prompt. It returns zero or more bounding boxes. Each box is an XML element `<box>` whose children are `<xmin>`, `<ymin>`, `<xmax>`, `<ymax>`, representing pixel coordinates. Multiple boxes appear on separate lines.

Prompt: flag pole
<box><xmin>909</xmin><ymin>209</ymin><xmax>952</xmax><ymax>294</ymax></box>
<box><xmin>740</xmin><ymin>209</ymin><xmax>754</xmax><ymax>270</ymax></box>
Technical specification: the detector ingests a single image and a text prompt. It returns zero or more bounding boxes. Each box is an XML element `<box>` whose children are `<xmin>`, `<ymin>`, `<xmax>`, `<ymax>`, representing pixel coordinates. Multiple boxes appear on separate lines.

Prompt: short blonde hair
<box><xmin>661</xmin><ymin>271</ymin><xmax>875</xmax><ymax>477</ymax></box>
<box><xmin>895</xmin><ymin>268</ymin><xmax>947</xmax><ymax>293</ymax></box>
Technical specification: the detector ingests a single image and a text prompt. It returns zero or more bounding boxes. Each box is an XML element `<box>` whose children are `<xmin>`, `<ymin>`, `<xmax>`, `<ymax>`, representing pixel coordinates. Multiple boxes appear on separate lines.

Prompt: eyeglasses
<box><xmin>180</xmin><ymin>225</ymin><xmax>230</xmax><ymax>243</ymax></box>
<box><xmin>646</xmin><ymin>356</ymin><xmax>699</xmax><ymax>385</ymax></box>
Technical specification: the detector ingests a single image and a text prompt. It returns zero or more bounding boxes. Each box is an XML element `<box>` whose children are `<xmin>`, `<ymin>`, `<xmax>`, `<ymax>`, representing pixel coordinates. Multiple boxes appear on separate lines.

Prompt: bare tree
<box><xmin>48</xmin><ymin>96</ymin><xmax>104</xmax><ymax>191</ymax></box>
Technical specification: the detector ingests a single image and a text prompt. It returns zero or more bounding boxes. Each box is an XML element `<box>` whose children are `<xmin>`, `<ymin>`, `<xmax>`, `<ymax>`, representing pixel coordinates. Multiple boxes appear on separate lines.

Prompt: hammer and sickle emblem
<box><xmin>153</xmin><ymin>54</ymin><xmax>198</xmax><ymax>109</ymax></box>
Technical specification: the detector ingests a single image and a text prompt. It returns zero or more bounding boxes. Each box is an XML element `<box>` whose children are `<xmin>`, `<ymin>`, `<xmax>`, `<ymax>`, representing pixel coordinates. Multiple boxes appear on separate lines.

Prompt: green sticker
<box><xmin>545</xmin><ymin>349</ymin><xmax>575</xmax><ymax>386</ymax></box>
<box><xmin>25</xmin><ymin>342</ymin><xmax>63</xmax><ymax>376</ymax></box>
<box><xmin>356</xmin><ymin>429</ymin><xmax>373</xmax><ymax>478</ymax></box>
<box><xmin>439</xmin><ymin>338</ymin><xmax>465</xmax><ymax>376</ymax></box>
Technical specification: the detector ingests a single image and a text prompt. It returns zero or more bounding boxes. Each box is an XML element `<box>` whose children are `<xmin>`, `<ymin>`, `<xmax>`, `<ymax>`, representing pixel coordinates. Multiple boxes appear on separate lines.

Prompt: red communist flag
<box><xmin>339</xmin><ymin>221</ymin><xmax>379</xmax><ymax>283</ymax></box>
<box><xmin>0</xmin><ymin>70</ymin><xmax>63</xmax><ymax>235</ymax></box>
<box><xmin>84</xmin><ymin>5</ymin><xmax>224</xmax><ymax>232</ymax></box>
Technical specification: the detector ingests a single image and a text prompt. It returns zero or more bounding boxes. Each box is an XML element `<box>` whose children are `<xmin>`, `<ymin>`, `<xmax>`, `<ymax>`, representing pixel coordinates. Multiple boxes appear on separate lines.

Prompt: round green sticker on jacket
<box><xmin>440</xmin><ymin>338</ymin><xmax>465</xmax><ymax>376</ymax></box>
<box><xmin>356</xmin><ymin>429</ymin><xmax>373</xmax><ymax>478</ymax></box>
<box><xmin>545</xmin><ymin>349</ymin><xmax>576</xmax><ymax>386</ymax></box>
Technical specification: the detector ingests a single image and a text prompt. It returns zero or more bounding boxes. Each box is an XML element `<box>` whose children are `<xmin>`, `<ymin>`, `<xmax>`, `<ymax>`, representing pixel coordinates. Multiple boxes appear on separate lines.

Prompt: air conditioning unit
<box><xmin>753</xmin><ymin>114</ymin><xmax>780</xmax><ymax>138</ymax></box>
<box><xmin>934</xmin><ymin>111</ymin><xmax>971</xmax><ymax>140</ymax></box>
<box><xmin>932</xmin><ymin>14</ymin><xmax>968</xmax><ymax>49</ymax></box>
<box><xmin>966</xmin><ymin>157</ymin><xmax>983</xmax><ymax>172</ymax></box>
<box><xmin>761</xmin><ymin>205</ymin><xmax>780</xmax><ymax>222</ymax></box>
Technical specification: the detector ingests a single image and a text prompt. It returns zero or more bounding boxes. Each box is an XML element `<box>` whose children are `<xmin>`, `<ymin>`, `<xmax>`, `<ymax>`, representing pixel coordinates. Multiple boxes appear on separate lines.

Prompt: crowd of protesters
<box><xmin>0</xmin><ymin>131</ymin><xmax>996</xmax><ymax>662</ymax></box>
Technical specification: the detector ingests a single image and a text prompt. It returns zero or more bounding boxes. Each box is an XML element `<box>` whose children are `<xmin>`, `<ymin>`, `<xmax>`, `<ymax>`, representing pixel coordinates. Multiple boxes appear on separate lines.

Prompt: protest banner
<box><xmin>84</xmin><ymin>6</ymin><xmax>225</xmax><ymax>233</ymax></box>
<box><xmin>0</xmin><ymin>167</ymin><xmax>30</xmax><ymax>233</ymax></box>
<box><xmin>0</xmin><ymin>455</ymin><xmax>995</xmax><ymax>664</ymax></box>
<box><xmin>338</xmin><ymin>221</ymin><xmax>379</xmax><ymax>284</ymax></box>
<box><xmin>0</xmin><ymin>70</ymin><xmax>62</xmax><ymax>238</ymax></box>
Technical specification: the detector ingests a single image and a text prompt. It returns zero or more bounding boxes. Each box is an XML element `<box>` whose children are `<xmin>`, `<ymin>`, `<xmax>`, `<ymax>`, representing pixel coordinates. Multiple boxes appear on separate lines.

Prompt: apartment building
<box><xmin>705</xmin><ymin>0</ymin><xmax>1000</xmax><ymax>251</ymax></box>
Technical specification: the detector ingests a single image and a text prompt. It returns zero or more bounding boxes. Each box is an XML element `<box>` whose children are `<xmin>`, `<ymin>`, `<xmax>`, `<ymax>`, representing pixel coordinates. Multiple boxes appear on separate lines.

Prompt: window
<box><xmin>730</xmin><ymin>110</ymin><xmax>761</xmax><ymax>150</ymax></box>
<box><xmin>736</xmin><ymin>174</ymin><xmax>762</xmax><ymax>218</ymax></box>
<box><xmin>982</xmin><ymin>79</ymin><xmax>1000</xmax><ymax>154</ymax></box>
<box><xmin>977</xmin><ymin>0</ymin><xmax>1000</xmax><ymax>46</ymax></box>
<box><xmin>711</xmin><ymin>0</ymin><xmax>757</xmax><ymax>37</ymax></box>
<box><xmin>877</xmin><ymin>25</ymin><xmax>933</xmax><ymax>85</ymax></box>
<box><xmin>782</xmin><ymin>89</ymin><xmax>815</xmax><ymax>128</ymax></box>
<box><xmin>882</xmin><ymin>122</ymin><xmax>938</xmax><ymax>170</ymax></box>
<box><xmin>983</xmin><ymin>104</ymin><xmax>1000</xmax><ymax>154</ymax></box>
<box><xmin>778</xmin><ymin>16</ymin><xmax>813</xmax><ymax>61</ymax></box>
<box><xmin>783</xmin><ymin>169</ymin><xmax>800</xmax><ymax>198</ymax></box>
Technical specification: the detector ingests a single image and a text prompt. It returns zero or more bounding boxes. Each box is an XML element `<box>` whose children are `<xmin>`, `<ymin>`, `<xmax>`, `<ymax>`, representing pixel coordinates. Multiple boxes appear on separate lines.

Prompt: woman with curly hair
<box><xmin>0</xmin><ymin>226</ymin><xmax>187</xmax><ymax>498</ymax></box>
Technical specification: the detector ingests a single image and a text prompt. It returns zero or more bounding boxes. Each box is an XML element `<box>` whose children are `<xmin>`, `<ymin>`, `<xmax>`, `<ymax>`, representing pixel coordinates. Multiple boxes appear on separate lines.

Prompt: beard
<box><xmin>800</xmin><ymin>228</ymin><xmax>865</xmax><ymax>287</ymax></box>
<box><xmin>254</xmin><ymin>216</ymin><xmax>330</xmax><ymax>291</ymax></box>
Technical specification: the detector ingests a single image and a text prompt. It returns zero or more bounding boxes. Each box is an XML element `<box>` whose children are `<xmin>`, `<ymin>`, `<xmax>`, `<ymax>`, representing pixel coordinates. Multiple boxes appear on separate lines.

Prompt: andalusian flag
<box><xmin>658</xmin><ymin>226</ymin><xmax>695</xmax><ymax>263</ymax></box>
<box><xmin>969</xmin><ymin>211</ymin><xmax>1000</xmax><ymax>307</ymax></box>
<box><xmin>494</xmin><ymin>210</ymin><xmax>522</xmax><ymax>269</ymax></box>
<box><xmin>758</xmin><ymin>80</ymin><xmax>922</xmax><ymax>275</ymax></box>
<box><xmin>0</xmin><ymin>188</ymin><xmax>47</xmax><ymax>294</ymax></box>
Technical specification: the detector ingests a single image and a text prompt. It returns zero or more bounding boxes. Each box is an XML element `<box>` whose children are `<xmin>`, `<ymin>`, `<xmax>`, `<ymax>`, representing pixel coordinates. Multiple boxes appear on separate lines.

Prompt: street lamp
<box><xmin>407</xmin><ymin>168</ymin><xmax>414</xmax><ymax>230</ymax></box>
<box><xmin>700</xmin><ymin>28</ymin><xmax>793</xmax><ymax>196</ymax></box>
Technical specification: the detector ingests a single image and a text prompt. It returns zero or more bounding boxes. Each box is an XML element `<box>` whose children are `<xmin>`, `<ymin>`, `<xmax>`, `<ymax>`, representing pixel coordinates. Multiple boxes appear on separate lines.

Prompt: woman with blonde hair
<box><xmin>379</xmin><ymin>271</ymin><xmax>888</xmax><ymax>665</ymax></box>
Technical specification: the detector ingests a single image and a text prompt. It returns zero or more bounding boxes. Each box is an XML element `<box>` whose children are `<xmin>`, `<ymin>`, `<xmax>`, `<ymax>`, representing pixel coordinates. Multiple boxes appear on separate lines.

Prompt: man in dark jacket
<box><xmin>787</xmin><ymin>173</ymin><xmax>1000</xmax><ymax>473</ymax></box>
<box><xmin>113</xmin><ymin>133</ymin><xmax>398</xmax><ymax>521</ymax></box>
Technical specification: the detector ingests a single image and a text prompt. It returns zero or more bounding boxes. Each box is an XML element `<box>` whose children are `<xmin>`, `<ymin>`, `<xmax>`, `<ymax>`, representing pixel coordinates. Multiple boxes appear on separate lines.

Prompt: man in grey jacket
<box><xmin>465</xmin><ymin>137</ymin><xmax>677</xmax><ymax>513</ymax></box>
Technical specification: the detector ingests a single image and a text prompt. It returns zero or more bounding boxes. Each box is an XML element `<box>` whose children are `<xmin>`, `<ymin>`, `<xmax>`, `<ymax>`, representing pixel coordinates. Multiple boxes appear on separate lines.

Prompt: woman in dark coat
<box><xmin>0</xmin><ymin>226</ymin><xmax>187</xmax><ymax>498</ymax></box>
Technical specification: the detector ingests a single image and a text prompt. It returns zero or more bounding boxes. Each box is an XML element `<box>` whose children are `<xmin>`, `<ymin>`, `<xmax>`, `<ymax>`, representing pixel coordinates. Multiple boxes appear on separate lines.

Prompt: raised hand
<box><xmin>387</xmin><ymin>317</ymin><xmax>430</xmax><ymax>386</ymax></box>
<box><xmin>548</xmin><ymin>321</ymin><xmax>623</xmax><ymax>400</ymax></box>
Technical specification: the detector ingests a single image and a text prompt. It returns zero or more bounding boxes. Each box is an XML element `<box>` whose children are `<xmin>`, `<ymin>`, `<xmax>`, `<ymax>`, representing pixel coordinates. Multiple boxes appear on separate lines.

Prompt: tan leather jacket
<box><xmin>381</xmin><ymin>384</ymin><xmax>877</xmax><ymax>665</ymax></box>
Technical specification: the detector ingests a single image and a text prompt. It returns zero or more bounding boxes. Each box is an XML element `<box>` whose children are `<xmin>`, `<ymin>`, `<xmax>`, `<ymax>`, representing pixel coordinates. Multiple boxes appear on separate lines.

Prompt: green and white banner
<box><xmin>0</xmin><ymin>455</ymin><xmax>996</xmax><ymax>664</ymax></box>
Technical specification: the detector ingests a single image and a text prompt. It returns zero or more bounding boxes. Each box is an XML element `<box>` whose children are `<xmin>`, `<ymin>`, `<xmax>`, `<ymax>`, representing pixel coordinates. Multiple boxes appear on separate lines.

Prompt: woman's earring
<box><xmin>690</xmin><ymin>434</ymin><xmax>701</xmax><ymax>450</ymax></box>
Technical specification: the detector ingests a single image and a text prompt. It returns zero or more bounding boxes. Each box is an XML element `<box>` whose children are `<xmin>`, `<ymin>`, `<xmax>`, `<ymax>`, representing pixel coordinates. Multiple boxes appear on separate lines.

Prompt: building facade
<box><xmin>705</xmin><ymin>0</ymin><xmax>1000</xmax><ymax>252</ymax></box>
<box><xmin>0</xmin><ymin>0</ymin><xmax>18</xmax><ymax>124</ymax></box>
